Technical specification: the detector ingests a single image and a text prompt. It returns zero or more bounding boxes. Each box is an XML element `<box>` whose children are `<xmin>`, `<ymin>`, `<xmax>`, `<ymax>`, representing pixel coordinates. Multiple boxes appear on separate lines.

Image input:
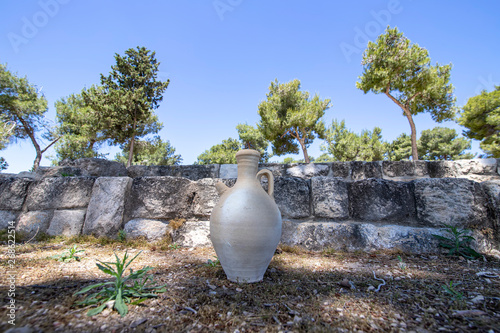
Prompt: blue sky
<box><xmin>1</xmin><ymin>0</ymin><xmax>499</xmax><ymax>173</ymax></box>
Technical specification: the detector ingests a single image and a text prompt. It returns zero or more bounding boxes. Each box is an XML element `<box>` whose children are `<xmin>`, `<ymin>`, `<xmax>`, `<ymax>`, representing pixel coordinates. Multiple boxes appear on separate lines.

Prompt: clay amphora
<box><xmin>210</xmin><ymin>149</ymin><xmax>282</xmax><ymax>283</ymax></box>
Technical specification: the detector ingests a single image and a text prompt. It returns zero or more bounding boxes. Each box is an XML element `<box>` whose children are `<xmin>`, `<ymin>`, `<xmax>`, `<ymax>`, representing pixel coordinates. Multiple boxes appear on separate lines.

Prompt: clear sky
<box><xmin>1</xmin><ymin>0</ymin><xmax>499</xmax><ymax>173</ymax></box>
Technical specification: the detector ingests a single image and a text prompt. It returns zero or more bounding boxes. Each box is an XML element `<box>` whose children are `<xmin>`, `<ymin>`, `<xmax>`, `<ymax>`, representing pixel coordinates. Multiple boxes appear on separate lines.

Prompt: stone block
<box><xmin>35</xmin><ymin>166</ymin><xmax>88</xmax><ymax>179</ymax></box>
<box><xmin>219</xmin><ymin>164</ymin><xmax>237</xmax><ymax>179</ymax></box>
<box><xmin>127</xmin><ymin>165</ymin><xmax>218</xmax><ymax>180</ymax></box>
<box><xmin>414</xmin><ymin>178</ymin><xmax>490</xmax><ymax>228</ymax></box>
<box><xmin>47</xmin><ymin>209</ymin><xmax>86</xmax><ymax>237</ymax></box>
<box><xmin>59</xmin><ymin>158</ymin><xmax>127</xmax><ymax>177</ymax></box>
<box><xmin>124</xmin><ymin>218</ymin><xmax>170</xmax><ymax>241</ymax></box>
<box><xmin>0</xmin><ymin>211</ymin><xmax>19</xmax><ymax>229</ymax></box>
<box><xmin>285</xmin><ymin>163</ymin><xmax>330</xmax><ymax>179</ymax></box>
<box><xmin>331</xmin><ymin>162</ymin><xmax>351</xmax><ymax>179</ymax></box>
<box><xmin>172</xmin><ymin>220</ymin><xmax>211</xmax><ymax>247</ymax></box>
<box><xmin>481</xmin><ymin>180</ymin><xmax>500</xmax><ymax>242</ymax></box>
<box><xmin>83</xmin><ymin>177</ymin><xmax>132</xmax><ymax>237</ymax></box>
<box><xmin>25</xmin><ymin>177</ymin><xmax>95</xmax><ymax>211</ymax></box>
<box><xmin>349</xmin><ymin>179</ymin><xmax>416</xmax><ymax>223</ymax></box>
<box><xmin>382</xmin><ymin>161</ymin><xmax>429</xmax><ymax>181</ymax></box>
<box><xmin>16</xmin><ymin>211</ymin><xmax>52</xmax><ymax>237</ymax></box>
<box><xmin>351</xmin><ymin>161</ymin><xmax>383</xmax><ymax>180</ymax></box>
<box><xmin>273</xmin><ymin>177</ymin><xmax>311</xmax><ymax>219</ymax></box>
<box><xmin>311</xmin><ymin>177</ymin><xmax>349</xmax><ymax>219</ymax></box>
<box><xmin>126</xmin><ymin>176</ymin><xmax>193</xmax><ymax>220</ymax></box>
<box><xmin>0</xmin><ymin>177</ymin><xmax>32</xmax><ymax>210</ymax></box>
<box><xmin>190</xmin><ymin>178</ymin><xmax>219</xmax><ymax>218</ymax></box>
<box><xmin>259</xmin><ymin>164</ymin><xmax>286</xmax><ymax>178</ymax></box>
<box><xmin>280</xmin><ymin>220</ymin><xmax>444</xmax><ymax>253</ymax></box>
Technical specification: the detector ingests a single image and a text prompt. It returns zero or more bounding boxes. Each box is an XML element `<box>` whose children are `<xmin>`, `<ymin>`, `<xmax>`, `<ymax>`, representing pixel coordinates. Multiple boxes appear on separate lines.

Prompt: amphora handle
<box><xmin>256</xmin><ymin>169</ymin><xmax>274</xmax><ymax>198</ymax></box>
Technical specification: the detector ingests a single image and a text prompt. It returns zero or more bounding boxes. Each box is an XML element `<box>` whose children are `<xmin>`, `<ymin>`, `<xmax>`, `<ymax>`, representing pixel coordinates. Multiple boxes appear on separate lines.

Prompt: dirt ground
<box><xmin>1</xmin><ymin>239</ymin><xmax>499</xmax><ymax>333</ymax></box>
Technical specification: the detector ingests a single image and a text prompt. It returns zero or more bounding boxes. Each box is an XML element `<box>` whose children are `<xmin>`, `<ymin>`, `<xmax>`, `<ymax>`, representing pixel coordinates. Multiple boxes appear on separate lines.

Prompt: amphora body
<box><xmin>210</xmin><ymin>149</ymin><xmax>282</xmax><ymax>283</ymax></box>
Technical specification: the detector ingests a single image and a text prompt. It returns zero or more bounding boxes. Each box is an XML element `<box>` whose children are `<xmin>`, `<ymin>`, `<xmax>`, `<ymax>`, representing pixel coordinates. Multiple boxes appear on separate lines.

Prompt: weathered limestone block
<box><xmin>47</xmin><ymin>209</ymin><xmax>86</xmax><ymax>237</ymax></box>
<box><xmin>35</xmin><ymin>166</ymin><xmax>88</xmax><ymax>179</ymax></box>
<box><xmin>455</xmin><ymin>159</ymin><xmax>498</xmax><ymax>176</ymax></box>
<box><xmin>259</xmin><ymin>164</ymin><xmax>286</xmax><ymax>178</ymax></box>
<box><xmin>83</xmin><ymin>177</ymin><xmax>132</xmax><ymax>237</ymax></box>
<box><xmin>190</xmin><ymin>178</ymin><xmax>219</xmax><ymax>218</ymax></box>
<box><xmin>351</xmin><ymin>161</ymin><xmax>383</xmax><ymax>180</ymax></box>
<box><xmin>127</xmin><ymin>165</ymin><xmax>219</xmax><ymax>180</ymax></box>
<box><xmin>280</xmin><ymin>220</ymin><xmax>444</xmax><ymax>253</ymax></box>
<box><xmin>16</xmin><ymin>211</ymin><xmax>52</xmax><ymax>237</ymax></box>
<box><xmin>349</xmin><ymin>179</ymin><xmax>416</xmax><ymax>223</ymax></box>
<box><xmin>0</xmin><ymin>178</ymin><xmax>32</xmax><ymax>210</ymax></box>
<box><xmin>481</xmin><ymin>180</ymin><xmax>500</xmax><ymax>242</ymax></box>
<box><xmin>428</xmin><ymin>159</ymin><xmax>499</xmax><ymax>181</ymax></box>
<box><xmin>414</xmin><ymin>178</ymin><xmax>490</xmax><ymax>228</ymax></box>
<box><xmin>126</xmin><ymin>176</ymin><xmax>193</xmax><ymax>220</ymax></box>
<box><xmin>59</xmin><ymin>158</ymin><xmax>128</xmax><ymax>177</ymax></box>
<box><xmin>274</xmin><ymin>177</ymin><xmax>311</xmax><ymax>219</ymax></box>
<box><xmin>25</xmin><ymin>177</ymin><xmax>95</xmax><ymax>211</ymax></box>
<box><xmin>219</xmin><ymin>164</ymin><xmax>237</xmax><ymax>179</ymax></box>
<box><xmin>123</xmin><ymin>218</ymin><xmax>170</xmax><ymax>241</ymax></box>
<box><xmin>331</xmin><ymin>162</ymin><xmax>351</xmax><ymax>179</ymax></box>
<box><xmin>311</xmin><ymin>177</ymin><xmax>349</xmax><ymax>220</ymax></box>
<box><xmin>172</xmin><ymin>220</ymin><xmax>211</xmax><ymax>247</ymax></box>
<box><xmin>382</xmin><ymin>161</ymin><xmax>429</xmax><ymax>181</ymax></box>
<box><xmin>0</xmin><ymin>211</ymin><xmax>19</xmax><ymax>229</ymax></box>
<box><xmin>286</xmin><ymin>164</ymin><xmax>330</xmax><ymax>179</ymax></box>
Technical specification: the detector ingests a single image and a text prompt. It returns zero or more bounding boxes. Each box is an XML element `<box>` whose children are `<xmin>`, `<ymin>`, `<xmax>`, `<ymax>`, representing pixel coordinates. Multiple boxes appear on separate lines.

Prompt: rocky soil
<box><xmin>1</xmin><ymin>240</ymin><xmax>499</xmax><ymax>333</ymax></box>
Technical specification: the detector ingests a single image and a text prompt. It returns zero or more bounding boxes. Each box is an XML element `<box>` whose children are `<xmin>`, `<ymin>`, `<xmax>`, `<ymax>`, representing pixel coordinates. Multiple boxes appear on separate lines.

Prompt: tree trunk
<box><xmin>298</xmin><ymin>138</ymin><xmax>310</xmax><ymax>163</ymax></box>
<box><xmin>384</xmin><ymin>92</ymin><xmax>419</xmax><ymax>161</ymax></box>
<box><xmin>402</xmin><ymin>108</ymin><xmax>419</xmax><ymax>161</ymax></box>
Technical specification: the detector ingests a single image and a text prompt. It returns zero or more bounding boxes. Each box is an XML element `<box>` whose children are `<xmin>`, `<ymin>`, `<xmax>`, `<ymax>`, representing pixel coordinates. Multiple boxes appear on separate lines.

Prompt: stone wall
<box><xmin>1</xmin><ymin>158</ymin><xmax>499</xmax><ymax>254</ymax></box>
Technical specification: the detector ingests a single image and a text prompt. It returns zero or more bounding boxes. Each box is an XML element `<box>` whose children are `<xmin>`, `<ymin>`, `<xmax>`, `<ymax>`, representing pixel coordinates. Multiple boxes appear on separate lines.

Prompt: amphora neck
<box><xmin>235</xmin><ymin>149</ymin><xmax>261</xmax><ymax>180</ymax></box>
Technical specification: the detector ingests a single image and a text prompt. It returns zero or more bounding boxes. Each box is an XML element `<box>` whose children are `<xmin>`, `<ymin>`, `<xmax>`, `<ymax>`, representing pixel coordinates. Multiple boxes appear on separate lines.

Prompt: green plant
<box><xmin>205</xmin><ymin>256</ymin><xmax>220</xmax><ymax>267</ymax></box>
<box><xmin>51</xmin><ymin>244</ymin><xmax>85</xmax><ymax>262</ymax></box>
<box><xmin>117</xmin><ymin>229</ymin><xmax>127</xmax><ymax>242</ymax></box>
<box><xmin>168</xmin><ymin>243</ymin><xmax>180</xmax><ymax>250</ymax></box>
<box><xmin>397</xmin><ymin>255</ymin><xmax>407</xmax><ymax>270</ymax></box>
<box><xmin>432</xmin><ymin>224</ymin><xmax>481</xmax><ymax>259</ymax></box>
<box><xmin>74</xmin><ymin>251</ymin><xmax>166</xmax><ymax>317</ymax></box>
<box><xmin>442</xmin><ymin>281</ymin><xmax>463</xmax><ymax>300</ymax></box>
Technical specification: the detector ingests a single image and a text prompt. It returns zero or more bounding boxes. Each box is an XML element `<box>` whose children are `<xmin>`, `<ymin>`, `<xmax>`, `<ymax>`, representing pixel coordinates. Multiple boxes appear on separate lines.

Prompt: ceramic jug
<box><xmin>210</xmin><ymin>149</ymin><xmax>282</xmax><ymax>283</ymax></box>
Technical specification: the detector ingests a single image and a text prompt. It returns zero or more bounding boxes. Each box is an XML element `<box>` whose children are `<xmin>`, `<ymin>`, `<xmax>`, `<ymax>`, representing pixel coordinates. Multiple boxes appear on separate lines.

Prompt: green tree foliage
<box><xmin>114</xmin><ymin>136</ymin><xmax>181</xmax><ymax>166</ymax></box>
<box><xmin>54</xmin><ymin>87</ymin><xmax>108</xmax><ymax>161</ymax></box>
<box><xmin>0</xmin><ymin>63</ymin><xmax>59</xmax><ymax>170</ymax></box>
<box><xmin>458</xmin><ymin>86</ymin><xmax>500</xmax><ymax>157</ymax></box>
<box><xmin>385</xmin><ymin>133</ymin><xmax>412</xmax><ymax>161</ymax></box>
<box><xmin>84</xmin><ymin>47</ymin><xmax>169</xmax><ymax>167</ymax></box>
<box><xmin>236</xmin><ymin>123</ymin><xmax>271</xmax><ymax>162</ymax></box>
<box><xmin>418</xmin><ymin>127</ymin><xmax>474</xmax><ymax>160</ymax></box>
<box><xmin>321</xmin><ymin>119</ymin><xmax>385</xmax><ymax>161</ymax></box>
<box><xmin>0</xmin><ymin>115</ymin><xmax>15</xmax><ymax>150</ymax></box>
<box><xmin>196</xmin><ymin>138</ymin><xmax>240</xmax><ymax>165</ymax></box>
<box><xmin>258</xmin><ymin>79</ymin><xmax>331</xmax><ymax>163</ymax></box>
<box><xmin>356</xmin><ymin>27</ymin><xmax>456</xmax><ymax>161</ymax></box>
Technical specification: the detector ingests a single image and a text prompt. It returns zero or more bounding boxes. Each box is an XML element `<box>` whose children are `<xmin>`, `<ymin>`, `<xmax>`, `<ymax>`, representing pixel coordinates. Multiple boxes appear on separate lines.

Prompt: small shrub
<box><xmin>74</xmin><ymin>250</ymin><xmax>166</xmax><ymax>317</ymax></box>
<box><xmin>51</xmin><ymin>244</ymin><xmax>85</xmax><ymax>262</ymax></box>
<box><xmin>117</xmin><ymin>230</ymin><xmax>127</xmax><ymax>243</ymax></box>
<box><xmin>168</xmin><ymin>243</ymin><xmax>180</xmax><ymax>250</ymax></box>
<box><xmin>432</xmin><ymin>224</ymin><xmax>481</xmax><ymax>260</ymax></box>
<box><xmin>442</xmin><ymin>281</ymin><xmax>463</xmax><ymax>300</ymax></box>
<box><xmin>205</xmin><ymin>256</ymin><xmax>220</xmax><ymax>267</ymax></box>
